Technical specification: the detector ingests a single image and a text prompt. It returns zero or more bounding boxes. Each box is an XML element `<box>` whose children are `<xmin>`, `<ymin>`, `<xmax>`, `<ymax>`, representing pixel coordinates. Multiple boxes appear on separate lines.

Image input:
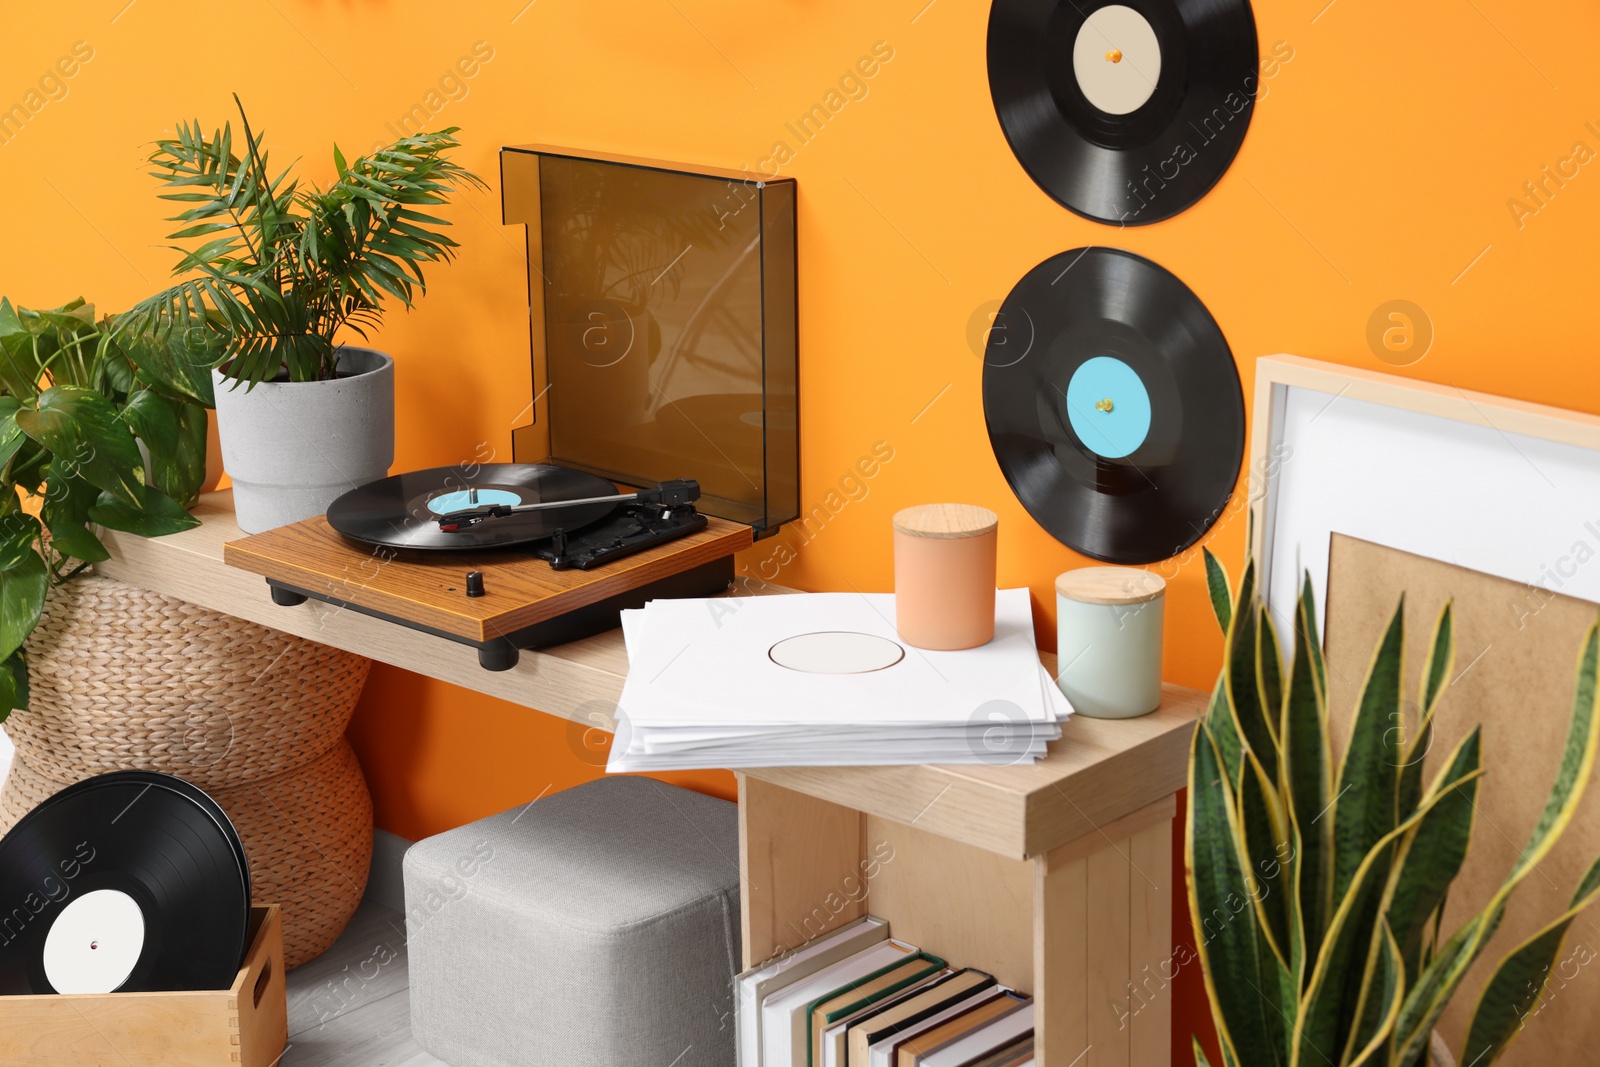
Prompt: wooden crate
<box><xmin>0</xmin><ymin>905</ymin><xmax>287</xmax><ymax>1067</ymax></box>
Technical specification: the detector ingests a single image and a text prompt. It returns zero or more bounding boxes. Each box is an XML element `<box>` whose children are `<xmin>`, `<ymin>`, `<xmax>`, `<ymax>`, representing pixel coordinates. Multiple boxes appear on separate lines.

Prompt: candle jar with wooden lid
<box><xmin>1055</xmin><ymin>566</ymin><xmax>1166</xmax><ymax>718</ymax></box>
<box><xmin>893</xmin><ymin>503</ymin><xmax>998</xmax><ymax>650</ymax></box>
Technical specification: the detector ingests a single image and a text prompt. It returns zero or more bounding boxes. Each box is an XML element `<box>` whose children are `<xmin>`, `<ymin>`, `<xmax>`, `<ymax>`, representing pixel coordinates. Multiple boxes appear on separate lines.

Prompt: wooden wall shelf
<box><xmin>97</xmin><ymin>492</ymin><xmax>1204</xmax><ymax>1065</ymax></box>
<box><xmin>96</xmin><ymin>493</ymin><xmax>639</xmax><ymax>725</ymax></box>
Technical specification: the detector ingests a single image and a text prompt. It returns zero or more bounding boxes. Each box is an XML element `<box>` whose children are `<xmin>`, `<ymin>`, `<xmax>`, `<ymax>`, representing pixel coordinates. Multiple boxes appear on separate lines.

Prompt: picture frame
<box><xmin>1247</xmin><ymin>354</ymin><xmax>1600</xmax><ymax>636</ymax></box>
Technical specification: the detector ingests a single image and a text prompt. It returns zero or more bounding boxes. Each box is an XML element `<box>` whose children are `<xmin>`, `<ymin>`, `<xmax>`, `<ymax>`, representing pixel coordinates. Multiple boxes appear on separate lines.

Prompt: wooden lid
<box><xmin>893</xmin><ymin>503</ymin><xmax>999</xmax><ymax>539</ymax></box>
<box><xmin>1055</xmin><ymin>566</ymin><xmax>1166</xmax><ymax>605</ymax></box>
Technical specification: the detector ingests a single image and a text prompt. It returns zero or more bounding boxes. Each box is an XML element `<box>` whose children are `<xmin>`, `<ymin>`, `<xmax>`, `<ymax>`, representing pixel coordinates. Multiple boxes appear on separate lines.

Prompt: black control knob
<box><xmin>465</xmin><ymin>571</ymin><xmax>486</xmax><ymax>598</ymax></box>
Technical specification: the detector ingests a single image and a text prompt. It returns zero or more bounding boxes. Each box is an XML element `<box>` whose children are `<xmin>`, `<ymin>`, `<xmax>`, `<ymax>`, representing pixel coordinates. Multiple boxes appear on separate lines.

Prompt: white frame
<box><xmin>1248</xmin><ymin>355</ymin><xmax>1600</xmax><ymax>635</ymax></box>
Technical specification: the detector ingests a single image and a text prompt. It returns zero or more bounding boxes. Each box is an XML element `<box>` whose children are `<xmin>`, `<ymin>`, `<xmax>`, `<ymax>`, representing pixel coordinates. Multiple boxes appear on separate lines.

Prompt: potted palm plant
<box><xmin>0</xmin><ymin>297</ymin><xmax>209</xmax><ymax>720</ymax></box>
<box><xmin>121</xmin><ymin>96</ymin><xmax>485</xmax><ymax>533</ymax></box>
<box><xmin>1187</xmin><ymin>549</ymin><xmax>1600</xmax><ymax>1066</ymax></box>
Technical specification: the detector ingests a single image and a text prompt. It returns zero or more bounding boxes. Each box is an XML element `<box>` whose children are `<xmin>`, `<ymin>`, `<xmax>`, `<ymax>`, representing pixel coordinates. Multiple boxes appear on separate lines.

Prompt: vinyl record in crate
<box><xmin>988</xmin><ymin>0</ymin><xmax>1259</xmax><ymax>224</ymax></box>
<box><xmin>0</xmin><ymin>771</ymin><xmax>251</xmax><ymax>995</ymax></box>
<box><xmin>983</xmin><ymin>247</ymin><xmax>1244</xmax><ymax>564</ymax></box>
<box><xmin>327</xmin><ymin>462</ymin><xmax>622</xmax><ymax>551</ymax></box>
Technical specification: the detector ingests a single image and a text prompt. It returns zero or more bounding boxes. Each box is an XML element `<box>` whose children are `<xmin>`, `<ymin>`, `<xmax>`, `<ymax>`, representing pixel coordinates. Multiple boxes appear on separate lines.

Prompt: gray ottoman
<box><xmin>404</xmin><ymin>776</ymin><xmax>742</xmax><ymax>1067</ymax></box>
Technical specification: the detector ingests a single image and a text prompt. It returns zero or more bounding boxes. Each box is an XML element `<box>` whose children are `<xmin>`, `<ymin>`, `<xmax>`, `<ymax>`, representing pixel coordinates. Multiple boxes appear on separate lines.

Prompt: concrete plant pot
<box><xmin>213</xmin><ymin>346</ymin><xmax>395</xmax><ymax>533</ymax></box>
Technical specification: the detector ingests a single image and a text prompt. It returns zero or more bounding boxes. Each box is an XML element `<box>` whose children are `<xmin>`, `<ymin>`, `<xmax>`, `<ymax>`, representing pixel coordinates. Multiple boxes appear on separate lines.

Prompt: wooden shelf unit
<box><xmin>740</xmin><ymin>684</ymin><xmax>1202</xmax><ymax>1067</ymax></box>
<box><xmin>96</xmin><ymin>492</ymin><xmax>1203</xmax><ymax>1066</ymax></box>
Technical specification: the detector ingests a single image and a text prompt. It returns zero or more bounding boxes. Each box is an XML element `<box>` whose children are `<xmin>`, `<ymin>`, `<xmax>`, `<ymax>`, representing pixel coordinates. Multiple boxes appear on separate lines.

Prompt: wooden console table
<box><xmin>98</xmin><ymin>492</ymin><xmax>1202</xmax><ymax>1066</ymax></box>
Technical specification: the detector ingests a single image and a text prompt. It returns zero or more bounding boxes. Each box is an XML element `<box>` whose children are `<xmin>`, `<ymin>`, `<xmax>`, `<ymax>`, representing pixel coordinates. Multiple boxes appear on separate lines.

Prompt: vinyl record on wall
<box><xmin>987</xmin><ymin>0</ymin><xmax>1259</xmax><ymax>225</ymax></box>
<box><xmin>982</xmin><ymin>247</ymin><xmax>1244</xmax><ymax>564</ymax></box>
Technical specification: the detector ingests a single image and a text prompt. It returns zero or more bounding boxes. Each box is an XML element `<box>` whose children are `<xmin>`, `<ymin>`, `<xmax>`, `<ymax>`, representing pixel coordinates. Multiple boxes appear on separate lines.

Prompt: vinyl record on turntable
<box><xmin>982</xmin><ymin>246</ymin><xmax>1244</xmax><ymax>564</ymax></box>
<box><xmin>327</xmin><ymin>463</ymin><xmax>622</xmax><ymax>551</ymax></box>
<box><xmin>987</xmin><ymin>0</ymin><xmax>1259</xmax><ymax>224</ymax></box>
<box><xmin>0</xmin><ymin>771</ymin><xmax>251</xmax><ymax>995</ymax></box>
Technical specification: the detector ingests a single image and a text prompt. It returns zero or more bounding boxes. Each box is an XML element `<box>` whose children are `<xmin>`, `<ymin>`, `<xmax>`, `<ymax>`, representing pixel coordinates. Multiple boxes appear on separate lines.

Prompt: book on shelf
<box><xmin>761</xmin><ymin>939</ymin><xmax>922</xmax><ymax>1066</ymax></box>
<box><xmin>742</xmin><ymin>921</ymin><xmax>1036</xmax><ymax>1067</ymax></box>
<box><xmin>916</xmin><ymin>1002</ymin><xmax>1035</xmax><ymax>1067</ymax></box>
<box><xmin>805</xmin><ymin>954</ymin><xmax>949</xmax><ymax>1067</ymax></box>
<box><xmin>846</xmin><ymin>968</ymin><xmax>996</xmax><ymax>1066</ymax></box>
<box><xmin>825</xmin><ymin>978</ymin><xmax>993</xmax><ymax>1067</ymax></box>
<box><xmin>962</xmin><ymin>1035</ymin><xmax>1033</xmax><ymax>1067</ymax></box>
<box><xmin>737</xmin><ymin>916</ymin><xmax>890</xmax><ymax>1067</ymax></box>
<box><xmin>879</xmin><ymin>989</ymin><xmax>1026</xmax><ymax>1067</ymax></box>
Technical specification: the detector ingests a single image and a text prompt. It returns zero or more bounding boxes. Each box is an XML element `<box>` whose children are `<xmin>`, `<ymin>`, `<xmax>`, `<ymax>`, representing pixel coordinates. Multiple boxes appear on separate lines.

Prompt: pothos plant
<box><xmin>1187</xmin><ymin>549</ymin><xmax>1600</xmax><ymax>1066</ymax></box>
<box><xmin>0</xmin><ymin>298</ymin><xmax>212</xmax><ymax>722</ymax></box>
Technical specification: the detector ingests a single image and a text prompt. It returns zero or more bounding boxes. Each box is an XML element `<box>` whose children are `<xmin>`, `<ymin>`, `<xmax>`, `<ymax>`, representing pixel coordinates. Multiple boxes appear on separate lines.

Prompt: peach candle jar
<box><xmin>892</xmin><ymin>504</ymin><xmax>999</xmax><ymax>651</ymax></box>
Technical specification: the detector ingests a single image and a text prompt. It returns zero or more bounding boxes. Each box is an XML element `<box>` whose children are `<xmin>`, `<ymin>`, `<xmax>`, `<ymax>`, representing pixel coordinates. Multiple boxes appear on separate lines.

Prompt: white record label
<box><xmin>43</xmin><ymin>889</ymin><xmax>146</xmax><ymax>994</ymax></box>
<box><xmin>769</xmin><ymin>632</ymin><xmax>906</xmax><ymax>674</ymax></box>
<box><xmin>1073</xmin><ymin>5</ymin><xmax>1161</xmax><ymax>115</ymax></box>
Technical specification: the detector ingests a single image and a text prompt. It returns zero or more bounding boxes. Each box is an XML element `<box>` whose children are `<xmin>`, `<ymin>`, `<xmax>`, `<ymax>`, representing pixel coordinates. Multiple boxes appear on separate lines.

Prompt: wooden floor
<box><xmin>282</xmin><ymin>901</ymin><xmax>447</xmax><ymax>1067</ymax></box>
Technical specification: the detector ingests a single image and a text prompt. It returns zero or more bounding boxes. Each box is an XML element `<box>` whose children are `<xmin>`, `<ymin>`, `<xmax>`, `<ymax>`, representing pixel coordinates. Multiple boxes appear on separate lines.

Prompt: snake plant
<box><xmin>1188</xmin><ymin>549</ymin><xmax>1600</xmax><ymax>1066</ymax></box>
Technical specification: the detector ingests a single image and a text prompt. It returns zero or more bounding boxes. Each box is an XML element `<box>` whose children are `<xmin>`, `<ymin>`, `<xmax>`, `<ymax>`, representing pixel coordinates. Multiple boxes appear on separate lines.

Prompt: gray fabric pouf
<box><xmin>404</xmin><ymin>776</ymin><xmax>742</xmax><ymax>1067</ymax></box>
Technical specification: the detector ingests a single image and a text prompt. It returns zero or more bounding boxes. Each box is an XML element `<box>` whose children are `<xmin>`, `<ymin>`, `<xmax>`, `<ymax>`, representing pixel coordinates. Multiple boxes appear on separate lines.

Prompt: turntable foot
<box><xmin>478</xmin><ymin>642</ymin><xmax>520</xmax><ymax>672</ymax></box>
<box><xmin>269</xmin><ymin>583</ymin><xmax>309</xmax><ymax>607</ymax></box>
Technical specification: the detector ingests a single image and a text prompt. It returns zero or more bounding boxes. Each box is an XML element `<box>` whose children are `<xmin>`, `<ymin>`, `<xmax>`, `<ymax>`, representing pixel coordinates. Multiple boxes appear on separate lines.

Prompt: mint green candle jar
<box><xmin>1055</xmin><ymin>567</ymin><xmax>1166</xmax><ymax>719</ymax></box>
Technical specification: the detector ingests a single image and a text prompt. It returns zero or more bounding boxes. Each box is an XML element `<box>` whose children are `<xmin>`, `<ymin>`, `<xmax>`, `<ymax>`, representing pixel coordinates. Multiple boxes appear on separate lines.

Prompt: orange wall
<box><xmin>8</xmin><ymin>2</ymin><xmax>1600</xmax><ymax>1062</ymax></box>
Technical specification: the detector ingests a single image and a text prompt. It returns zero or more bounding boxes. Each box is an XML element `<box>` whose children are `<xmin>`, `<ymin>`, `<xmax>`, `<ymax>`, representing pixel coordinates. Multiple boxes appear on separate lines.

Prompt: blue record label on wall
<box><xmin>1065</xmin><ymin>355</ymin><xmax>1153</xmax><ymax>459</ymax></box>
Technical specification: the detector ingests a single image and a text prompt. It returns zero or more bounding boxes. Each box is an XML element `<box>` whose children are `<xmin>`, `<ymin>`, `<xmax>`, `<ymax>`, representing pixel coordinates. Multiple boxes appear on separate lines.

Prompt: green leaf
<box><xmin>0</xmin><ymin>396</ymin><xmax>27</xmax><ymax>469</ymax></box>
<box><xmin>1513</xmin><ymin>620</ymin><xmax>1600</xmax><ymax>882</ymax></box>
<box><xmin>87</xmin><ymin>483</ymin><xmax>200</xmax><ymax>537</ymax></box>
<box><xmin>1205</xmin><ymin>548</ymin><xmax>1233</xmax><ymax>634</ymax></box>
<box><xmin>1460</xmin><ymin>855</ymin><xmax>1600</xmax><ymax>1065</ymax></box>
<box><xmin>124</xmin><ymin>326</ymin><xmax>220</xmax><ymax>408</ymax></box>
<box><xmin>1193</xmin><ymin>1037</ymin><xmax>1214</xmax><ymax>1067</ymax></box>
<box><xmin>1283</xmin><ymin>593</ymin><xmax>1334</xmax><ymax>973</ymax></box>
<box><xmin>120</xmin><ymin>388</ymin><xmax>205</xmax><ymax>503</ymax></box>
<box><xmin>1400</xmin><ymin>603</ymin><xmax>1455</xmax><ymax>821</ymax></box>
<box><xmin>0</xmin><ymin>297</ymin><xmax>45</xmax><ymax>399</ymax></box>
<box><xmin>1187</xmin><ymin>720</ymin><xmax>1282</xmax><ymax>1067</ymax></box>
<box><xmin>1393</xmin><ymin>914</ymin><xmax>1490</xmax><ymax>1064</ymax></box>
<box><xmin>39</xmin><ymin>463</ymin><xmax>110</xmax><ymax>564</ymax></box>
<box><xmin>166</xmin><ymin>401</ymin><xmax>209</xmax><ymax>507</ymax></box>
<box><xmin>1298</xmin><ymin>767</ymin><xmax>1482</xmax><ymax>1067</ymax></box>
<box><xmin>1344</xmin><ymin>921</ymin><xmax>1404</xmax><ymax>1066</ymax></box>
<box><xmin>1394</xmin><ymin>620</ymin><xmax>1600</xmax><ymax>1061</ymax></box>
<box><xmin>1299</xmin><ymin>572</ymin><xmax>1327</xmax><ymax>696</ymax></box>
<box><xmin>1226</xmin><ymin>560</ymin><xmax>1279</xmax><ymax>779</ymax></box>
<box><xmin>1420</xmin><ymin>601</ymin><xmax>1455</xmax><ymax>713</ymax></box>
<box><xmin>0</xmin><ymin>511</ymin><xmax>40</xmax><ymax>570</ymax></box>
<box><xmin>0</xmin><ymin>649</ymin><xmax>27</xmax><ymax>723</ymax></box>
<box><xmin>1207</xmin><ymin>674</ymin><xmax>1244</xmax><ymax>788</ymax></box>
<box><xmin>1295</xmin><ymin>836</ymin><xmax>1398</xmax><ymax>1067</ymax></box>
<box><xmin>1332</xmin><ymin>601</ymin><xmax>1405</xmax><ymax>902</ymax></box>
<box><xmin>121</xmin><ymin>386</ymin><xmax>179</xmax><ymax>460</ymax></box>
<box><xmin>1239</xmin><ymin>752</ymin><xmax>1292</xmax><ymax>970</ymax></box>
<box><xmin>1258</xmin><ymin>610</ymin><xmax>1286</xmax><ymax>742</ymax></box>
<box><xmin>1385</xmin><ymin>729</ymin><xmax>1481</xmax><ymax>984</ymax></box>
<box><xmin>14</xmin><ymin>385</ymin><xmax>146</xmax><ymax>508</ymax></box>
<box><xmin>0</xmin><ymin>549</ymin><xmax>48</xmax><ymax>662</ymax></box>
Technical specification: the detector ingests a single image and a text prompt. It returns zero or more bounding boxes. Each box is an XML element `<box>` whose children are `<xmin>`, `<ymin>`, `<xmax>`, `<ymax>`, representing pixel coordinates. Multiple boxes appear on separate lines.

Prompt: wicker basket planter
<box><xmin>0</xmin><ymin>573</ymin><xmax>374</xmax><ymax>967</ymax></box>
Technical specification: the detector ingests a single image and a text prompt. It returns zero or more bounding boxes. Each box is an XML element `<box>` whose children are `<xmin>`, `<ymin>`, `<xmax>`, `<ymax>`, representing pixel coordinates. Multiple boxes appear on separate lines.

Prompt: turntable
<box><xmin>223</xmin><ymin>146</ymin><xmax>799</xmax><ymax>670</ymax></box>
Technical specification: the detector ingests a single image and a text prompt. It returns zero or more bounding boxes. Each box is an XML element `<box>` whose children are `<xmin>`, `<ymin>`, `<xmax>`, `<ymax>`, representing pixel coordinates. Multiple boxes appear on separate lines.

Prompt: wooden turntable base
<box><xmin>223</xmin><ymin>515</ymin><xmax>753</xmax><ymax>669</ymax></box>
